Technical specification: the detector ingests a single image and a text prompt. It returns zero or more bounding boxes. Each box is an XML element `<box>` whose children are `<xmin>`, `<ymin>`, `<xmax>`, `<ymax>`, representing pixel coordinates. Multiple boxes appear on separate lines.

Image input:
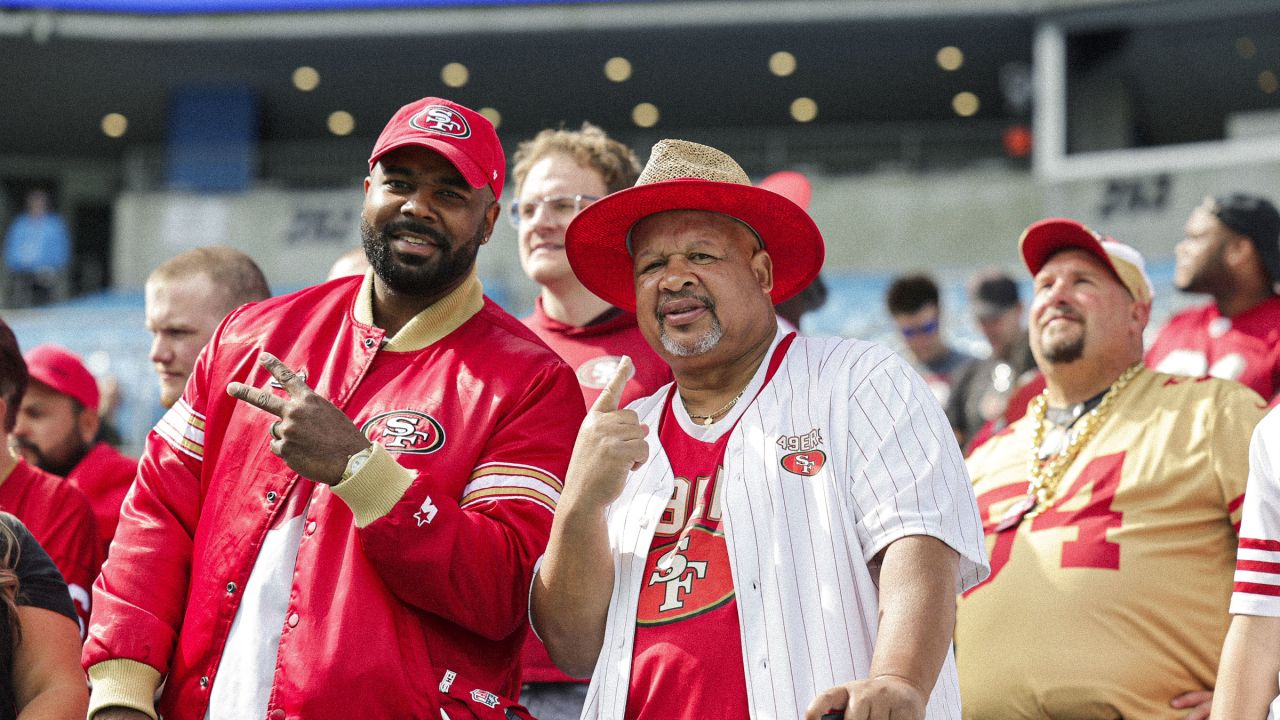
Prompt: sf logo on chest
<box><xmin>637</xmin><ymin>471</ymin><xmax>733</xmax><ymax>626</ymax></box>
<box><xmin>360</xmin><ymin>410</ymin><xmax>446</xmax><ymax>454</ymax></box>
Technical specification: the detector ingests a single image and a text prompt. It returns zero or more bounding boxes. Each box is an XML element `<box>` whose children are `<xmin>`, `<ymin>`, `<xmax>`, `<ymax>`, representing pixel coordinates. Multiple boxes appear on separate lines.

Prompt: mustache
<box><xmin>654</xmin><ymin>290</ymin><xmax>715</xmax><ymax>321</ymax></box>
<box><xmin>12</xmin><ymin>437</ymin><xmax>42</xmax><ymax>462</ymax></box>
<box><xmin>379</xmin><ymin>219</ymin><xmax>448</xmax><ymax>245</ymax></box>
<box><xmin>1041</xmin><ymin>304</ymin><xmax>1083</xmax><ymax>323</ymax></box>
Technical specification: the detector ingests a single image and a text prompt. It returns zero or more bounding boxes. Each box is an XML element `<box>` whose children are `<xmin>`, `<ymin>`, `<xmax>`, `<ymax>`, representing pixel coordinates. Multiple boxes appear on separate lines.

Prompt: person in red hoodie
<box><xmin>13</xmin><ymin>344</ymin><xmax>135</xmax><ymax>557</ymax></box>
<box><xmin>0</xmin><ymin>323</ymin><xmax>99</xmax><ymax>634</ymax></box>
<box><xmin>509</xmin><ymin>123</ymin><xmax>672</xmax><ymax>719</ymax></box>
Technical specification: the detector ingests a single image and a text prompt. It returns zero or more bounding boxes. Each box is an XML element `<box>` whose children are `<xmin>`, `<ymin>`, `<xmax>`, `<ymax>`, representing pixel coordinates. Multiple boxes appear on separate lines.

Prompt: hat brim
<box><xmin>369</xmin><ymin>138</ymin><xmax>491</xmax><ymax>193</ymax></box>
<box><xmin>565</xmin><ymin>179</ymin><xmax>825</xmax><ymax>313</ymax></box>
<box><xmin>1020</xmin><ymin>218</ymin><xmax>1116</xmax><ymax>278</ymax></box>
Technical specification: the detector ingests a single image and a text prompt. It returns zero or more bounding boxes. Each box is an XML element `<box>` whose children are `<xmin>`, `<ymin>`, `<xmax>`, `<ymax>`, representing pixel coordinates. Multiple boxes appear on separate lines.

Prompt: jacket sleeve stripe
<box><xmin>459</xmin><ymin>486</ymin><xmax>557</xmax><ymax>512</ymax></box>
<box><xmin>153</xmin><ymin>399</ymin><xmax>205</xmax><ymax>461</ymax></box>
<box><xmin>467</xmin><ymin>462</ymin><xmax>564</xmax><ymax>493</ymax></box>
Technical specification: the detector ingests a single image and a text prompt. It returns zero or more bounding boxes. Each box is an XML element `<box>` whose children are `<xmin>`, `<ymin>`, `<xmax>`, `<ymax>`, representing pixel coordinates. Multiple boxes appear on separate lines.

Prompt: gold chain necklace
<box><xmin>1022</xmin><ymin>363</ymin><xmax>1143</xmax><ymax>517</ymax></box>
<box><xmin>686</xmin><ymin>389</ymin><xmax>745</xmax><ymax>427</ymax></box>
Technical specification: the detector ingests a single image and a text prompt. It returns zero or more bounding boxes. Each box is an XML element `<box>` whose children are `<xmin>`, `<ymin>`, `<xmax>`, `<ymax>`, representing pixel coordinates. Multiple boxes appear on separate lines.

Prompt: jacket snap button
<box><xmin>363</xmin><ymin>337</ymin><xmax>375</xmax><ymax>348</ymax></box>
<box><xmin>199</xmin><ymin>675</ymin><xmax>209</xmax><ymax>688</ymax></box>
<box><xmin>226</xmin><ymin>582</ymin><xmax>237</xmax><ymax>594</ymax></box>
<box><xmin>288</xmin><ymin>613</ymin><xmax>300</xmax><ymax>627</ymax></box>
<box><xmin>266</xmin><ymin>491</ymin><xmax>278</xmax><ymax>504</ymax></box>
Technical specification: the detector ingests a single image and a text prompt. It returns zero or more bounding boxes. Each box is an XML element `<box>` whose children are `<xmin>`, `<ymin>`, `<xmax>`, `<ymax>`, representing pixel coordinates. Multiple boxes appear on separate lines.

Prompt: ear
<box><xmin>1131</xmin><ymin>299</ymin><xmax>1151</xmax><ymax>334</ymax></box>
<box><xmin>363</xmin><ymin>176</ymin><xmax>372</xmax><ymax>194</ymax></box>
<box><xmin>77</xmin><ymin>405</ymin><xmax>100</xmax><ymax>445</ymax></box>
<box><xmin>480</xmin><ymin>196</ymin><xmax>500</xmax><ymax>246</ymax></box>
<box><xmin>1224</xmin><ymin>234</ymin><xmax>1258</xmax><ymax>272</ymax></box>
<box><xmin>751</xmin><ymin>249</ymin><xmax>774</xmax><ymax>295</ymax></box>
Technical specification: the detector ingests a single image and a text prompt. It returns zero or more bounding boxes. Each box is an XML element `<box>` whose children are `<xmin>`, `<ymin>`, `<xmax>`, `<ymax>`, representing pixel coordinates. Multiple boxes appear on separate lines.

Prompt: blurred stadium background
<box><xmin>1</xmin><ymin>0</ymin><xmax>1278</xmax><ymax>453</ymax></box>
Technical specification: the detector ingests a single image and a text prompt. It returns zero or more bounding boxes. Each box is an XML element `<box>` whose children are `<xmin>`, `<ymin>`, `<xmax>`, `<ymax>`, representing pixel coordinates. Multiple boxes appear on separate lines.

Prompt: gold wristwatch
<box><xmin>340</xmin><ymin>444</ymin><xmax>375</xmax><ymax>484</ymax></box>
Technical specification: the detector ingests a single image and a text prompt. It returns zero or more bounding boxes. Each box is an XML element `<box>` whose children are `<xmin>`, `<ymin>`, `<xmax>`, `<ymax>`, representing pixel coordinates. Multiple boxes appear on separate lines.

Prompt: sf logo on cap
<box><xmin>410</xmin><ymin>105</ymin><xmax>471</xmax><ymax>139</ymax></box>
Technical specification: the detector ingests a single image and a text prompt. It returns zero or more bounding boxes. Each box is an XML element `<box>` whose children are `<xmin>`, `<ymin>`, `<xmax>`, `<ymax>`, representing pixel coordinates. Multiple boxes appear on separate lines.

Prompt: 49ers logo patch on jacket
<box><xmin>360</xmin><ymin>410</ymin><xmax>445</xmax><ymax>454</ymax></box>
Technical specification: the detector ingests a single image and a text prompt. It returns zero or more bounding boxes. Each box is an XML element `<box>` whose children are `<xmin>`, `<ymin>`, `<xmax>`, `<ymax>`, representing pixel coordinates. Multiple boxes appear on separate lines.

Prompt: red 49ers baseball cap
<box><xmin>368</xmin><ymin>97</ymin><xmax>505</xmax><ymax>199</ymax></box>
<box><xmin>1019</xmin><ymin>218</ymin><xmax>1154</xmax><ymax>305</ymax></box>
<box><xmin>24</xmin><ymin>344</ymin><xmax>99</xmax><ymax>412</ymax></box>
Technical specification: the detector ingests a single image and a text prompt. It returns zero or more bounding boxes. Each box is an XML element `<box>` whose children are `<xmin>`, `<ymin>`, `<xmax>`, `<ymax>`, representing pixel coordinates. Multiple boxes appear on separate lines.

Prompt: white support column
<box><xmin>1032</xmin><ymin>21</ymin><xmax>1068</xmax><ymax>180</ymax></box>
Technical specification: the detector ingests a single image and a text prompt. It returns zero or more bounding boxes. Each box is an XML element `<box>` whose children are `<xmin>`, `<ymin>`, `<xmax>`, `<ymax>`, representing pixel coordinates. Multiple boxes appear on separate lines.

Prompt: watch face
<box><xmin>345</xmin><ymin>448</ymin><xmax>371</xmax><ymax>480</ymax></box>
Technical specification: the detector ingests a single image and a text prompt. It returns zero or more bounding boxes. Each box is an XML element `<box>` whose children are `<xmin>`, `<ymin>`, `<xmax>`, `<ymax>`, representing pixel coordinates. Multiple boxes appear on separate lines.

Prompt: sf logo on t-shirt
<box><xmin>637</xmin><ymin>472</ymin><xmax>734</xmax><ymax>625</ymax></box>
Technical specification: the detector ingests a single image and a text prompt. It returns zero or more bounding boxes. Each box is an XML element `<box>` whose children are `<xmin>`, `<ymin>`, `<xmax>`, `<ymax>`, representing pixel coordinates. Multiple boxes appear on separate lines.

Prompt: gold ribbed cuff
<box><xmin>330</xmin><ymin>443</ymin><xmax>415</xmax><ymax>527</ymax></box>
<box><xmin>87</xmin><ymin>658</ymin><xmax>161</xmax><ymax>720</ymax></box>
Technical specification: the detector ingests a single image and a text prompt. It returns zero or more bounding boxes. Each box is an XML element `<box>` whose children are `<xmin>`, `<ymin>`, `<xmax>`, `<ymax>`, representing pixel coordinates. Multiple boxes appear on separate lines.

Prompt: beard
<box><xmin>360</xmin><ymin>217</ymin><xmax>485</xmax><ymax>296</ymax></box>
<box><xmin>1040</xmin><ymin>334</ymin><xmax>1084</xmax><ymax>364</ymax></box>
<box><xmin>1035</xmin><ymin>305</ymin><xmax>1086</xmax><ymax>365</ymax></box>
<box><xmin>15</xmin><ymin>434</ymin><xmax>87</xmax><ymax>477</ymax></box>
<box><xmin>656</xmin><ymin>292</ymin><xmax>723</xmax><ymax>357</ymax></box>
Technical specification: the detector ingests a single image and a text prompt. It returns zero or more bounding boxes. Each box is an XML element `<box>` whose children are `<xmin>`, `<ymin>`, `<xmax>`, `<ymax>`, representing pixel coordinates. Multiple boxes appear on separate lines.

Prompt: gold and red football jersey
<box><xmin>956</xmin><ymin>369</ymin><xmax>1267</xmax><ymax>719</ymax></box>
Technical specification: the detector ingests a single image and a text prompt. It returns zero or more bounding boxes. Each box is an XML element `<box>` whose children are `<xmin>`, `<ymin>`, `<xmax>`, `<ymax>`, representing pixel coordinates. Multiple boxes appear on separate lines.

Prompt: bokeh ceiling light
<box><xmin>292</xmin><ymin>66</ymin><xmax>320</xmax><ymax>92</ymax></box>
<box><xmin>328</xmin><ymin>111</ymin><xmax>355</xmax><ymax>136</ymax></box>
<box><xmin>479</xmin><ymin>107</ymin><xmax>502</xmax><ymax>128</ymax></box>
<box><xmin>632</xmin><ymin>102</ymin><xmax>660</xmax><ymax>128</ymax></box>
<box><xmin>952</xmin><ymin>91</ymin><xmax>980</xmax><ymax>117</ymax></box>
<box><xmin>101</xmin><ymin>113</ymin><xmax>127</xmax><ymax>138</ymax></box>
<box><xmin>1237</xmin><ymin>37</ymin><xmax>1258</xmax><ymax>60</ymax></box>
<box><xmin>790</xmin><ymin>97</ymin><xmax>818</xmax><ymax>123</ymax></box>
<box><xmin>604</xmin><ymin>57</ymin><xmax>632</xmax><ymax>83</ymax></box>
<box><xmin>769</xmin><ymin>51</ymin><xmax>797</xmax><ymax>77</ymax></box>
<box><xmin>1261</xmin><ymin>70</ymin><xmax>1279</xmax><ymax>95</ymax></box>
<box><xmin>936</xmin><ymin>46</ymin><xmax>964</xmax><ymax>71</ymax></box>
<box><xmin>441</xmin><ymin>62</ymin><xmax>469</xmax><ymax>88</ymax></box>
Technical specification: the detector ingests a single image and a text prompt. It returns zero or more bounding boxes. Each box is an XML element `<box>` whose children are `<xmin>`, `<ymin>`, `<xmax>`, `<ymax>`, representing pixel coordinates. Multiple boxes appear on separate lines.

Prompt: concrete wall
<box><xmin>109</xmin><ymin>156</ymin><xmax>1280</xmax><ymax>315</ymax></box>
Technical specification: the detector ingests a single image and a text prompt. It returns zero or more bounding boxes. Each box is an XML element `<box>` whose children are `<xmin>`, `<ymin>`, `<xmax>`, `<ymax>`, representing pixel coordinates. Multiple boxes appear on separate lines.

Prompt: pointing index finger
<box><xmin>591</xmin><ymin>355</ymin><xmax>634</xmax><ymax>414</ymax></box>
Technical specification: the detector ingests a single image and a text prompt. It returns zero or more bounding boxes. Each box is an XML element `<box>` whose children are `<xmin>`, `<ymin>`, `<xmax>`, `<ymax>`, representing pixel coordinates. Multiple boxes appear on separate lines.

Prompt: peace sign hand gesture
<box><xmin>226</xmin><ymin>352</ymin><xmax>371</xmax><ymax>485</ymax></box>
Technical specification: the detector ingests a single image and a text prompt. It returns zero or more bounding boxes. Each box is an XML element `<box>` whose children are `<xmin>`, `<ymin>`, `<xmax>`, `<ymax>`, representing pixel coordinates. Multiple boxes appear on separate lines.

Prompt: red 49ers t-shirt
<box><xmin>625</xmin><ymin>335</ymin><xmax>793</xmax><ymax>720</ymax></box>
<box><xmin>626</xmin><ymin>397</ymin><xmax>748</xmax><ymax>720</ymax></box>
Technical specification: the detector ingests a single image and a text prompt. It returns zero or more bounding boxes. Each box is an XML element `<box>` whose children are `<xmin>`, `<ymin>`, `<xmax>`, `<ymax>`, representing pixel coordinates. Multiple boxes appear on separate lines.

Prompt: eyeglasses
<box><xmin>897</xmin><ymin>317</ymin><xmax>940</xmax><ymax>338</ymax></box>
<box><xmin>507</xmin><ymin>194</ymin><xmax>601</xmax><ymax>228</ymax></box>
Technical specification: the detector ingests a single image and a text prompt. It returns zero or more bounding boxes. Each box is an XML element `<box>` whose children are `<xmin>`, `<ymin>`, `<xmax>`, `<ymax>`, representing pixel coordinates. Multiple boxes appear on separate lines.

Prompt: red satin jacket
<box><xmin>84</xmin><ymin>274</ymin><xmax>584</xmax><ymax>719</ymax></box>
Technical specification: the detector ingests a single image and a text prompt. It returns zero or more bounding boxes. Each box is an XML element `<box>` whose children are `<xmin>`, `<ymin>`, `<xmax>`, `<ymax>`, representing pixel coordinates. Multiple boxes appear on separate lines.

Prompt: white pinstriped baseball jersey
<box><xmin>580</xmin><ymin>331</ymin><xmax>989</xmax><ymax>719</ymax></box>
<box><xmin>1233</xmin><ymin>405</ymin><xmax>1280</xmax><ymax>616</ymax></box>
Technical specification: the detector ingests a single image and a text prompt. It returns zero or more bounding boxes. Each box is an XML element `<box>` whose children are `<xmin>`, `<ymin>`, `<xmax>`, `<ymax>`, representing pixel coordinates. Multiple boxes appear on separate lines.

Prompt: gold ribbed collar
<box><xmin>354</xmin><ymin>268</ymin><xmax>485</xmax><ymax>351</ymax></box>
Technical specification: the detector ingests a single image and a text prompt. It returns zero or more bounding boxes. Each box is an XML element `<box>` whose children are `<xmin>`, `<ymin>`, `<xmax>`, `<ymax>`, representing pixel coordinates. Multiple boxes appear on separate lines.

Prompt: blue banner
<box><xmin>1</xmin><ymin>0</ymin><xmax>623</xmax><ymax>13</ymax></box>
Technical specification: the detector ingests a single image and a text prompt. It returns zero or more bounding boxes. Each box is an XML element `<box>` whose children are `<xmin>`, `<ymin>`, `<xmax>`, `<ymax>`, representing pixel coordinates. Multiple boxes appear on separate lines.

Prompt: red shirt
<box><xmin>522</xmin><ymin>298</ymin><xmax>671</xmax><ymax>409</ymax></box>
<box><xmin>626</xmin><ymin>392</ymin><xmax>748</xmax><ymax>720</ymax></box>
<box><xmin>1146</xmin><ymin>296</ymin><xmax>1280</xmax><ymax>402</ymax></box>
<box><xmin>0</xmin><ymin>458</ymin><xmax>100</xmax><ymax>632</ymax></box>
<box><xmin>520</xmin><ymin>298</ymin><xmax>672</xmax><ymax>685</ymax></box>
<box><xmin>67</xmin><ymin>441</ymin><xmax>137</xmax><ymax>556</ymax></box>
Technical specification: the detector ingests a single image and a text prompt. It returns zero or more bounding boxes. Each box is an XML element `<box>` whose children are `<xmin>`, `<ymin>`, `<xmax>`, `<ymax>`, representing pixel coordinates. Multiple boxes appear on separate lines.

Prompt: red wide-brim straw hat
<box><xmin>565</xmin><ymin>139</ymin><xmax>825</xmax><ymax>313</ymax></box>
